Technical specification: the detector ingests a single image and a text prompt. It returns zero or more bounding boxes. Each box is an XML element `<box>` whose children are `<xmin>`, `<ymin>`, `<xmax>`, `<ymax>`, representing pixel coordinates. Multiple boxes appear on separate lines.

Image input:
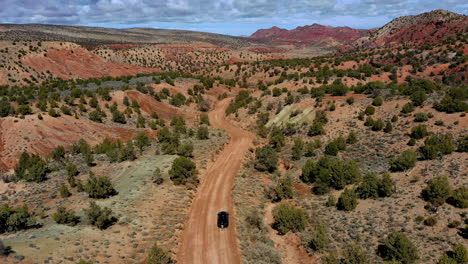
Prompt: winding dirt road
<box><xmin>177</xmin><ymin>98</ymin><xmax>254</xmax><ymax>264</ymax></box>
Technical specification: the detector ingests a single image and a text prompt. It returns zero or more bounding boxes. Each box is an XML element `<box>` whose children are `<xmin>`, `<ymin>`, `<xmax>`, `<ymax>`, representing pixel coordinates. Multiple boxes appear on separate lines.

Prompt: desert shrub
<box><xmin>401</xmin><ymin>103</ymin><xmax>415</xmax><ymax>114</ymax></box>
<box><xmin>434</xmin><ymin>87</ymin><xmax>468</xmax><ymax>113</ymax></box>
<box><xmin>377</xmin><ymin>232</ymin><xmax>419</xmax><ymax>264</ymax></box>
<box><xmin>111</xmin><ymin>109</ymin><xmax>126</xmax><ymax>124</ymax></box>
<box><xmin>308</xmin><ymin>225</ymin><xmax>328</xmax><ymax>252</ymax></box>
<box><xmin>419</xmin><ymin>134</ymin><xmax>455</xmax><ymax>160</ymax></box>
<box><xmin>51</xmin><ymin>145</ymin><xmax>66</xmax><ymax>161</ymax></box>
<box><xmin>196</xmin><ymin>126</ymin><xmax>210</xmax><ymax>140</ymax></box>
<box><xmin>372</xmin><ymin>119</ymin><xmax>384</xmax><ymax>131</ymax></box>
<box><xmin>364</xmin><ymin>106</ymin><xmax>375</xmax><ymax>115</ymax></box>
<box><xmin>85</xmin><ymin>172</ymin><xmax>117</xmax><ymax>199</ymax></box>
<box><xmin>324</xmin><ymin>141</ymin><xmax>339</xmax><ymax>156</ymax></box>
<box><xmin>135</xmin><ymin>132</ymin><xmax>151</xmax><ymax>153</ymax></box>
<box><xmin>119</xmin><ymin>140</ymin><xmax>136</xmax><ymax>161</ymax></box>
<box><xmin>414</xmin><ymin>113</ymin><xmax>428</xmax><ymax>122</ymax></box>
<box><xmin>254</xmin><ymin>145</ymin><xmax>278</xmax><ymax>172</ymax></box>
<box><xmin>301</xmin><ymin>156</ymin><xmax>360</xmax><ymax>192</ymax></box>
<box><xmin>448</xmin><ymin>243</ymin><xmax>468</xmax><ymax>264</ymax></box>
<box><xmin>84</xmin><ymin>202</ymin><xmax>116</xmax><ymax>230</ymax></box>
<box><xmin>265</xmin><ymin>177</ymin><xmax>293</xmax><ymax>202</ymax></box>
<box><xmin>372</xmin><ymin>96</ymin><xmax>383</xmax><ymax>106</ymax></box>
<box><xmin>308</xmin><ymin>121</ymin><xmax>326</xmax><ymax>136</ymax></box>
<box><xmin>177</xmin><ymin>141</ymin><xmax>194</xmax><ymax>157</ymax></box>
<box><xmin>342</xmin><ymin>243</ymin><xmax>370</xmax><ymax>264</ymax></box>
<box><xmin>158</xmin><ymin>127</ymin><xmax>180</xmax><ymax>154</ymax></box>
<box><xmin>410</xmin><ymin>90</ymin><xmax>427</xmax><ymax>106</ymax></box>
<box><xmin>0</xmin><ymin>205</ymin><xmax>36</xmax><ymax>233</ymax></box>
<box><xmin>456</xmin><ymin>135</ymin><xmax>468</xmax><ymax>152</ymax></box>
<box><xmin>169</xmin><ymin>157</ymin><xmax>198</xmax><ymax>185</ymax></box>
<box><xmin>0</xmin><ymin>240</ymin><xmax>12</xmax><ymax>256</ymax></box>
<box><xmin>346</xmin><ymin>97</ymin><xmax>355</xmax><ymax>105</ymax></box>
<box><xmin>269</xmin><ymin>127</ymin><xmax>285</xmax><ymax>150</ymax></box>
<box><xmin>364</xmin><ymin>116</ymin><xmax>374</xmax><ymax>127</ymax></box>
<box><xmin>389</xmin><ymin>150</ymin><xmax>417</xmax><ymax>171</ymax></box>
<box><xmin>17</xmin><ymin>104</ymin><xmax>33</xmax><ymax>115</ymax></box>
<box><xmin>291</xmin><ymin>138</ymin><xmax>304</xmax><ymax>160</ymax></box>
<box><xmin>325</xmin><ymin>194</ymin><xmax>336</xmax><ymax>207</ymax></box>
<box><xmin>384</xmin><ymin>121</ymin><xmax>393</xmax><ymax>133</ymax></box>
<box><xmin>356</xmin><ymin>173</ymin><xmax>380</xmax><ymax>199</ymax></box>
<box><xmin>447</xmin><ymin>187</ymin><xmax>468</xmax><ymax>208</ymax></box>
<box><xmin>0</xmin><ymin>98</ymin><xmax>13</xmax><ymax>117</ymax></box>
<box><xmin>337</xmin><ymin>188</ymin><xmax>358</xmax><ymax>211</ymax></box>
<box><xmin>199</xmin><ymin>113</ymin><xmax>210</xmax><ymax>125</ymax></box>
<box><xmin>410</xmin><ymin>124</ymin><xmax>428</xmax><ymax>139</ymax></box>
<box><xmin>170</xmin><ymin>93</ymin><xmax>186</xmax><ymax>107</ymax></box>
<box><xmin>147</xmin><ymin>243</ymin><xmax>174</xmax><ymax>264</ymax></box>
<box><xmin>170</xmin><ymin>116</ymin><xmax>187</xmax><ymax>134</ymax></box>
<box><xmin>346</xmin><ymin>131</ymin><xmax>358</xmax><ymax>144</ymax></box>
<box><xmin>60</xmin><ymin>184</ymin><xmax>71</xmax><ymax>198</ymax></box>
<box><xmin>391</xmin><ymin>115</ymin><xmax>398</xmax><ymax>122</ymax></box>
<box><xmin>420</xmin><ymin>175</ymin><xmax>451</xmax><ymax>206</ymax></box>
<box><xmin>407</xmin><ymin>138</ymin><xmax>416</xmax><ymax>146</ymax></box>
<box><xmin>272</xmin><ymin>203</ymin><xmax>307</xmax><ymax>235</ymax></box>
<box><xmin>315</xmin><ymin>110</ymin><xmax>328</xmax><ymax>124</ymax></box>
<box><xmin>379</xmin><ymin>173</ymin><xmax>395</xmax><ymax>197</ymax></box>
<box><xmin>53</xmin><ymin>207</ymin><xmax>79</xmax><ymax>226</ymax></box>
<box><xmin>226</xmin><ymin>90</ymin><xmax>253</xmax><ymax>115</ymax></box>
<box><xmin>423</xmin><ymin>216</ymin><xmax>438</xmax><ymax>226</ymax></box>
<box><xmin>14</xmin><ymin>152</ymin><xmax>48</xmax><ymax>182</ymax></box>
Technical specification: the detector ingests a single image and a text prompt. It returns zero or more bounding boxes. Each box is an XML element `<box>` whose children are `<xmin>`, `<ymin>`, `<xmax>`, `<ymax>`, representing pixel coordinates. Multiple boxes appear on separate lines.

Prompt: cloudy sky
<box><xmin>0</xmin><ymin>0</ymin><xmax>466</xmax><ymax>35</ymax></box>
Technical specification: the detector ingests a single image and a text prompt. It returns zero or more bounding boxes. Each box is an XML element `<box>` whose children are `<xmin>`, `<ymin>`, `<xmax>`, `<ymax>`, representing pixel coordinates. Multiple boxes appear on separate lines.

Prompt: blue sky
<box><xmin>0</xmin><ymin>0</ymin><xmax>466</xmax><ymax>36</ymax></box>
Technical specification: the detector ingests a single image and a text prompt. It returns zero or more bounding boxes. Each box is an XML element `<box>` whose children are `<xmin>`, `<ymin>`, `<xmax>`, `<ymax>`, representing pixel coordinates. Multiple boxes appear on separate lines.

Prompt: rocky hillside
<box><xmin>367</xmin><ymin>9</ymin><xmax>468</xmax><ymax>47</ymax></box>
<box><xmin>250</xmin><ymin>24</ymin><xmax>369</xmax><ymax>48</ymax></box>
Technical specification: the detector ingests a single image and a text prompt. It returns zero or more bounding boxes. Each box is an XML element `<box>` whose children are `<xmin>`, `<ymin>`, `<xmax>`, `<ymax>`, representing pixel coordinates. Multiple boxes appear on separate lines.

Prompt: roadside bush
<box><xmin>196</xmin><ymin>126</ymin><xmax>210</xmax><ymax>140</ymax></box>
<box><xmin>266</xmin><ymin>177</ymin><xmax>293</xmax><ymax>202</ymax></box>
<box><xmin>272</xmin><ymin>203</ymin><xmax>307</xmax><ymax>235</ymax></box>
<box><xmin>147</xmin><ymin>243</ymin><xmax>174</xmax><ymax>264</ymax></box>
<box><xmin>377</xmin><ymin>232</ymin><xmax>419</xmax><ymax>264</ymax></box>
<box><xmin>254</xmin><ymin>145</ymin><xmax>278</xmax><ymax>172</ymax></box>
<box><xmin>84</xmin><ymin>202</ymin><xmax>116</xmax><ymax>230</ymax></box>
<box><xmin>447</xmin><ymin>187</ymin><xmax>468</xmax><ymax>208</ymax></box>
<box><xmin>53</xmin><ymin>207</ymin><xmax>79</xmax><ymax>226</ymax></box>
<box><xmin>0</xmin><ymin>205</ymin><xmax>36</xmax><ymax>233</ymax></box>
<box><xmin>337</xmin><ymin>188</ymin><xmax>358</xmax><ymax>211</ymax></box>
<box><xmin>169</xmin><ymin>157</ymin><xmax>198</xmax><ymax>185</ymax></box>
<box><xmin>389</xmin><ymin>150</ymin><xmax>417</xmax><ymax>172</ymax></box>
<box><xmin>85</xmin><ymin>172</ymin><xmax>117</xmax><ymax>199</ymax></box>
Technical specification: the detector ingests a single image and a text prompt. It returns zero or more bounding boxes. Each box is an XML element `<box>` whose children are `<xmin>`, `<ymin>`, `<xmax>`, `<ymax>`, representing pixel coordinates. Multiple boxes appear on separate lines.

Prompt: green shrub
<box><xmin>414</xmin><ymin>113</ymin><xmax>428</xmax><ymax>122</ymax></box>
<box><xmin>447</xmin><ymin>186</ymin><xmax>468</xmax><ymax>208</ymax></box>
<box><xmin>384</xmin><ymin>121</ymin><xmax>393</xmax><ymax>133</ymax></box>
<box><xmin>434</xmin><ymin>95</ymin><xmax>468</xmax><ymax>113</ymax></box>
<box><xmin>450</xmin><ymin>243</ymin><xmax>468</xmax><ymax>264</ymax></box>
<box><xmin>135</xmin><ymin>131</ymin><xmax>151</xmax><ymax>152</ymax></box>
<box><xmin>372</xmin><ymin>96</ymin><xmax>383</xmax><ymax>106</ymax></box>
<box><xmin>84</xmin><ymin>202</ymin><xmax>116</xmax><ymax>230</ymax></box>
<box><xmin>410</xmin><ymin>90</ymin><xmax>427</xmax><ymax>106</ymax></box>
<box><xmin>200</xmin><ymin>113</ymin><xmax>210</xmax><ymax>125</ymax></box>
<box><xmin>325</xmin><ymin>194</ymin><xmax>336</xmax><ymax>207</ymax></box>
<box><xmin>170</xmin><ymin>93</ymin><xmax>186</xmax><ymax>107</ymax></box>
<box><xmin>0</xmin><ymin>240</ymin><xmax>12</xmax><ymax>256</ymax></box>
<box><xmin>364</xmin><ymin>106</ymin><xmax>375</xmax><ymax>115</ymax></box>
<box><xmin>111</xmin><ymin>109</ymin><xmax>126</xmax><ymax>124</ymax></box>
<box><xmin>196</xmin><ymin>126</ymin><xmax>210</xmax><ymax>140</ymax></box>
<box><xmin>377</xmin><ymin>232</ymin><xmax>419</xmax><ymax>264</ymax></box>
<box><xmin>356</xmin><ymin>173</ymin><xmax>380</xmax><ymax>199</ymax></box>
<box><xmin>51</xmin><ymin>145</ymin><xmax>65</xmax><ymax>161</ymax></box>
<box><xmin>410</xmin><ymin>124</ymin><xmax>428</xmax><ymax>139</ymax></box>
<box><xmin>14</xmin><ymin>152</ymin><xmax>48</xmax><ymax>182</ymax></box>
<box><xmin>0</xmin><ymin>205</ymin><xmax>36</xmax><ymax>233</ymax></box>
<box><xmin>269</xmin><ymin>127</ymin><xmax>285</xmax><ymax>150</ymax></box>
<box><xmin>421</xmin><ymin>176</ymin><xmax>452</xmax><ymax>206</ymax></box>
<box><xmin>346</xmin><ymin>97</ymin><xmax>355</xmax><ymax>105</ymax></box>
<box><xmin>342</xmin><ymin>243</ymin><xmax>370</xmax><ymax>264</ymax></box>
<box><xmin>372</xmin><ymin>119</ymin><xmax>384</xmax><ymax>131</ymax></box>
<box><xmin>423</xmin><ymin>216</ymin><xmax>438</xmax><ymax>226</ymax></box>
<box><xmin>419</xmin><ymin>134</ymin><xmax>455</xmax><ymax>160</ymax></box>
<box><xmin>337</xmin><ymin>188</ymin><xmax>358</xmax><ymax>211</ymax></box>
<box><xmin>59</xmin><ymin>184</ymin><xmax>71</xmax><ymax>198</ymax></box>
<box><xmin>169</xmin><ymin>157</ymin><xmax>198</xmax><ymax>185</ymax></box>
<box><xmin>177</xmin><ymin>141</ymin><xmax>194</xmax><ymax>158</ymax></box>
<box><xmin>254</xmin><ymin>145</ymin><xmax>278</xmax><ymax>172</ymax></box>
<box><xmin>401</xmin><ymin>103</ymin><xmax>415</xmax><ymax>114</ymax></box>
<box><xmin>389</xmin><ymin>150</ymin><xmax>417</xmax><ymax>172</ymax></box>
<box><xmin>379</xmin><ymin>173</ymin><xmax>395</xmax><ymax>197</ymax></box>
<box><xmin>170</xmin><ymin>116</ymin><xmax>187</xmax><ymax>134</ymax></box>
<box><xmin>272</xmin><ymin>203</ymin><xmax>307</xmax><ymax>235</ymax></box>
<box><xmin>308</xmin><ymin>225</ymin><xmax>328</xmax><ymax>251</ymax></box>
<box><xmin>85</xmin><ymin>172</ymin><xmax>117</xmax><ymax>199</ymax></box>
<box><xmin>292</xmin><ymin>138</ymin><xmax>304</xmax><ymax>160</ymax></box>
<box><xmin>346</xmin><ymin>131</ymin><xmax>358</xmax><ymax>144</ymax></box>
<box><xmin>147</xmin><ymin>243</ymin><xmax>174</xmax><ymax>264</ymax></box>
<box><xmin>456</xmin><ymin>135</ymin><xmax>468</xmax><ymax>152</ymax></box>
<box><xmin>266</xmin><ymin>177</ymin><xmax>293</xmax><ymax>202</ymax></box>
<box><xmin>53</xmin><ymin>207</ymin><xmax>79</xmax><ymax>226</ymax></box>
<box><xmin>308</xmin><ymin>121</ymin><xmax>326</xmax><ymax>136</ymax></box>
<box><xmin>364</xmin><ymin>116</ymin><xmax>374</xmax><ymax>127</ymax></box>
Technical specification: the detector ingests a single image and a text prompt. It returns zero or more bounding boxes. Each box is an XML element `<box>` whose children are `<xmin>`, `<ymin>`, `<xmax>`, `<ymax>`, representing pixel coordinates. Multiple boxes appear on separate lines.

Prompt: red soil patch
<box><xmin>293</xmin><ymin>182</ymin><xmax>310</xmax><ymax>195</ymax></box>
<box><xmin>0</xmin><ymin>115</ymin><xmax>151</xmax><ymax>170</ymax></box>
<box><xmin>22</xmin><ymin>47</ymin><xmax>160</xmax><ymax>80</ymax></box>
<box><xmin>0</xmin><ymin>72</ymin><xmax>7</xmax><ymax>86</ymax></box>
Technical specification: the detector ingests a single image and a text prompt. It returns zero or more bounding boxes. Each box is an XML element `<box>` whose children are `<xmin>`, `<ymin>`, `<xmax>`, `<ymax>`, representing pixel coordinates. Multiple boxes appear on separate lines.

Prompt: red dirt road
<box><xmin>177</xmin><ymin>98</ymin><xmax>254</xmax><ymax>264</ymax></box>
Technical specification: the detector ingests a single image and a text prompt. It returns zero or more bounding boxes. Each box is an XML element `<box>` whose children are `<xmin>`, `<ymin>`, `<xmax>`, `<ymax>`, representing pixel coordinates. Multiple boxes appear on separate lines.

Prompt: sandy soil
<box><xmin>177</xmin><ymin>98</ymin><xmax>255</xmax><ymax>264</ymax></box>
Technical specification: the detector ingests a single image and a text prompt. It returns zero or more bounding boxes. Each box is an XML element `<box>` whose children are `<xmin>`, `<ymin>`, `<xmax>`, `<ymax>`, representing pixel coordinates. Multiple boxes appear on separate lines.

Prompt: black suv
<box><xmin>217</xmin><ymin>211</ymin><xmax>229</xmax><ymax>229</ymax></box>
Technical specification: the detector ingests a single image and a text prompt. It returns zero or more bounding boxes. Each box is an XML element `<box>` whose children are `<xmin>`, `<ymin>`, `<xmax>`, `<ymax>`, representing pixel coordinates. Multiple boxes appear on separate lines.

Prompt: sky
<box><xmin>0</xmin><ymin>0</ymin><xmax>466</xmax><ymax>36</ymax></box>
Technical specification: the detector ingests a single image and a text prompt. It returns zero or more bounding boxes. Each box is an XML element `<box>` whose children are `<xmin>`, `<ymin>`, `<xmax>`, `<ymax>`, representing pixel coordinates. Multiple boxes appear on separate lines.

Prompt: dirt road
<box><xmin>177</xmin><ymin>98</ymin><xmax>254</xmax><ymax>264</ymax></box>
